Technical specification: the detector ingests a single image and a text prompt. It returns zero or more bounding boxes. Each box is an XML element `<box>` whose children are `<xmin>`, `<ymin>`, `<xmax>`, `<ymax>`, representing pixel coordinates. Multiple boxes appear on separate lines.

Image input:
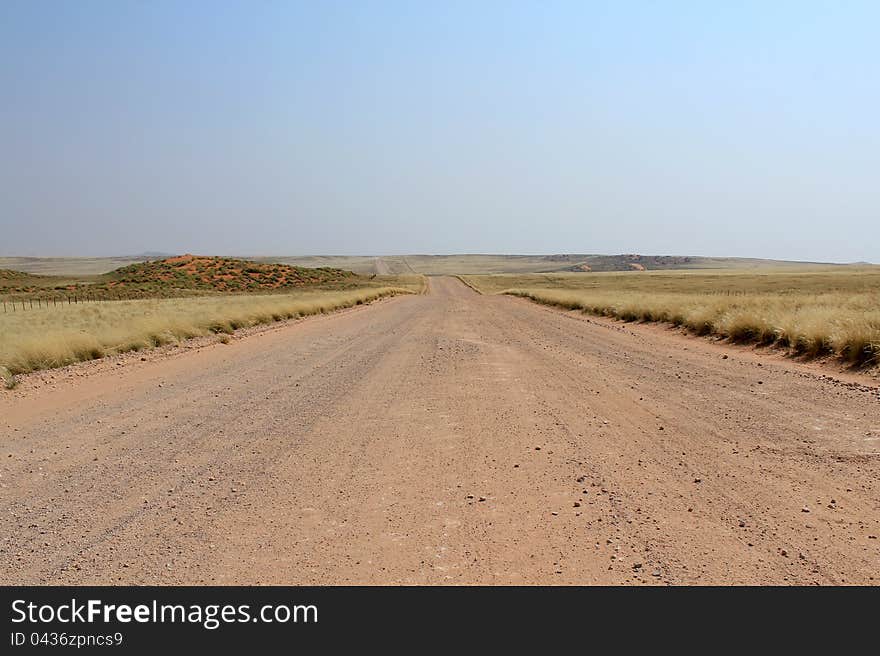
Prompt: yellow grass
<box><xmin>373</xmin><ymin>274</ymin><xmax>427</xmax><ymax>294</ymax></box>
<box><xmin>0</xmin><ymin>287</ymin><xmax>410</xmax><ymax>375</ymax></box>
<box><xmin>462</xmin><ymin>269</ymin><xmax>880</xmax><ymax>366</ymax></box>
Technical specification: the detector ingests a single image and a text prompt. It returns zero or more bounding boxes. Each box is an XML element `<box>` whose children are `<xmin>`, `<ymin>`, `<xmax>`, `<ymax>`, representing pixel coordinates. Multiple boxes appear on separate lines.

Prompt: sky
<box><xmin>1</xmin><ymin>1</ymin><xmax>878</xmax><ymax>262</ymax></box>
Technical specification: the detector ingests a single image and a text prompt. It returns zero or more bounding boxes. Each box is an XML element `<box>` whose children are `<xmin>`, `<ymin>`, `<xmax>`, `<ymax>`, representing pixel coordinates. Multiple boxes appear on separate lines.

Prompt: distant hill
<box><xmin>552</xmin><ymin>254</ymin><xmax>819</xmax><ymax>272</ymax></box>
<box><xmin>488</xmin><ymin>253</ymin><xmax>842</xmax><ymax>273</ymax></box>
<box><xmin>260</xmin><ymin>253</ymin><xmax>846</xmax><ymax>275</ymax></box>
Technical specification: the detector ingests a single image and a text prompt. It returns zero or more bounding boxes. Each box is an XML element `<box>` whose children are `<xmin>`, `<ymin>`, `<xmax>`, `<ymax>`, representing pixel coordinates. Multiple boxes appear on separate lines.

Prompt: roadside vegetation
<box><xmin>462</xmin><ymin>268</ymin><xmax>880</xmax><ymax>366</ymax></box>
<box><xmin>0</xmin><ymin>286</ymin><xmax>415</xmax><ymax>376</ymax></box>
<box><xmin>0</xmin><ymin>256</ymin><xmax>426</xmax><ymax>377</ymax></box>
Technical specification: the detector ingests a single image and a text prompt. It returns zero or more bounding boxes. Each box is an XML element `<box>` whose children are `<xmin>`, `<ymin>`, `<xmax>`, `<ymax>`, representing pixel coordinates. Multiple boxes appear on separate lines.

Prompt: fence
<box><xmin>1</xmin><ymin>291</ymin><xmax>169</xmax><ymax>312</ymax></box>
<box><xmin>1</xmin><ymin>287</ymin><xmax>309</xmax><ymax>312</ymax></box>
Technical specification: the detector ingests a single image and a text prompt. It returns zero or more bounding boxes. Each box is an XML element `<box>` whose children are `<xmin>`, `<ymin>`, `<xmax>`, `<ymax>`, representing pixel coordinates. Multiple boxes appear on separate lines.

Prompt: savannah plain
<box><xmin>1</xmin><ymin>254</ymin><xmax>878</xmax><ymax>585</ymax></box>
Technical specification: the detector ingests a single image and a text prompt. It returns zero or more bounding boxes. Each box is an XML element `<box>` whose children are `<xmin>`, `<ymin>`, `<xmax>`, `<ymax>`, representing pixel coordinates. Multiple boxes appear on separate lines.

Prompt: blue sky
<box><xmin>1</xmin><ymin>1</ymin><xmax>877</xmax><ymax>261</ymax></box>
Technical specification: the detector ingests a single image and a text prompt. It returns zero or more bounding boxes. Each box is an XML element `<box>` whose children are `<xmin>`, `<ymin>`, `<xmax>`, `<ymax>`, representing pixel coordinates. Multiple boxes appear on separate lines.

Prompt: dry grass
<box><xmin>0</xmin><ymin>366</ymin><xmax>16</xmax><ymax>389</ymax></box>
<box><xmin>0</xmin><ymin>287</ymin><xmax>410</xmax><ymax>375</ymax></box>
<box><xmin>463</xmin><ymin>269</ymin><xmax>880</xmax><ymax>366</ymax></box>
<box><xmin>372</xmin><ymin>274</ymin><xmax>427</xmax><ymax>294</ymax></box>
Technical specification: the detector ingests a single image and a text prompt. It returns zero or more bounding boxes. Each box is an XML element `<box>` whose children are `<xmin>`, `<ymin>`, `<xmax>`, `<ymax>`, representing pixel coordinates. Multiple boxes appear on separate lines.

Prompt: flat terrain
<box><xmin>1</xmin><ymin>277</ymin><xmax>878</xmax><ymax>584</ymax></box>
<box><xmin>263</xmin><ymin>253</ymin><xmax>841</xmax><ymax>275</ymax></box>
<box><xmin>4</xmin><ymin>253</ymin><xmax>844</xmax><ymax>277</ymax></box>
<box><xmin>0</xmin><ymin>257</ymin><xmax>159</xmax><ymax>277</ymax></box>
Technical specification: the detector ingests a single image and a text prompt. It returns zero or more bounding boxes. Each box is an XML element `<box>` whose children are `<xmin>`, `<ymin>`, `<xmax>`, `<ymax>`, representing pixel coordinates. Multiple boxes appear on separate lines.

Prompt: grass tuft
<box><xmin>1</xmin><ymin>365</ymin><xmax>17</xmax><ymax>389</ymax></box>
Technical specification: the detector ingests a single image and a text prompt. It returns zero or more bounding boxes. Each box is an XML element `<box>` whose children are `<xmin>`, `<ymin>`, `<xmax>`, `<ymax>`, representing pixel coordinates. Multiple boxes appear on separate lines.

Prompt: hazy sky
<box><xmin>2</xmin><ymin>1</ymin><xmax>878</xmax><ymax>261</ymax></box>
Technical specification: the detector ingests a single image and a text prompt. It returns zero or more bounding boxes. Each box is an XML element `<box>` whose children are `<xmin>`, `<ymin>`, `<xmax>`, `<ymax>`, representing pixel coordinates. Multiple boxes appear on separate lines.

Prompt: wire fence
<box><xmin>1</xmin><ymin>291</ymin><xmax>185</xmax><ymax>312</ymax></box>
<box><xmin>1</xmin><ymin>284</ymin><xmax>366</xmax><ymax>312</ymax></box>
<box><xmin>4</xmin><ymin>294</ymin><xmax>95</xmax><ymax>312</ymax></box>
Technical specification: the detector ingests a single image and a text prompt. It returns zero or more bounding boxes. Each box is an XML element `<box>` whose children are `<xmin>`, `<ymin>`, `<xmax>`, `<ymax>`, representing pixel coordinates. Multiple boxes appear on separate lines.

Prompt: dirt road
<box><xmin>2</xmin><ymin>277</ymin><xmax>878</xmax><ymax>585</ymax></box>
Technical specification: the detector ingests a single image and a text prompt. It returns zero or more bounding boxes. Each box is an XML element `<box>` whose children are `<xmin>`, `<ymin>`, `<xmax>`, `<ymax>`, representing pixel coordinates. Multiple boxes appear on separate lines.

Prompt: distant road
<box><xmin>374</xmin><ymin>257</ymin><xmax>391</xmax><ymax>275</ymax></box>
<box><xmin>2</xmin><ymin>277</ymin><xmax>878</xmax><ymax>584</ymax></box>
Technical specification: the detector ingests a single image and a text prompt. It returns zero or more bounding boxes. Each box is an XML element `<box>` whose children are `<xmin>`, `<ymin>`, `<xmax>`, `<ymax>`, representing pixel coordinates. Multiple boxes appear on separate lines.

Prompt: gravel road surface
<box><xmin>2</xmin><ymin>277</ymin><xmax>878</xmax><ymax>584</ymax></box>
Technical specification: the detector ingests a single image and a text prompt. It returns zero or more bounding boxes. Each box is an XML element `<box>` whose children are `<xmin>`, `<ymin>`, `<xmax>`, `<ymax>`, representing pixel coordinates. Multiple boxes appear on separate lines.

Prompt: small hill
<box><xmin>105</xmin><ymin>255</ymin><xmax>358</xmax><ymax>293</ymax></box>
<box><xmin>559</xmin><ymin>254</ymin><xmax>698</xmax><ymax>272</ymax></box>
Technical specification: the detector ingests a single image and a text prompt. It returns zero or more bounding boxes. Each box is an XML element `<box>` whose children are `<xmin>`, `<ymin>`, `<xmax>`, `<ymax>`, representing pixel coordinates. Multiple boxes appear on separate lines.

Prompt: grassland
<box><xmin>0</xmin><ymin>286</ymin><xmax>415</xmax><ymax>377</ymax></box>
<box><xmin>462</xmin><ymin>268</ymin><xmax>880</xmax><ymax>366</ymax></box>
